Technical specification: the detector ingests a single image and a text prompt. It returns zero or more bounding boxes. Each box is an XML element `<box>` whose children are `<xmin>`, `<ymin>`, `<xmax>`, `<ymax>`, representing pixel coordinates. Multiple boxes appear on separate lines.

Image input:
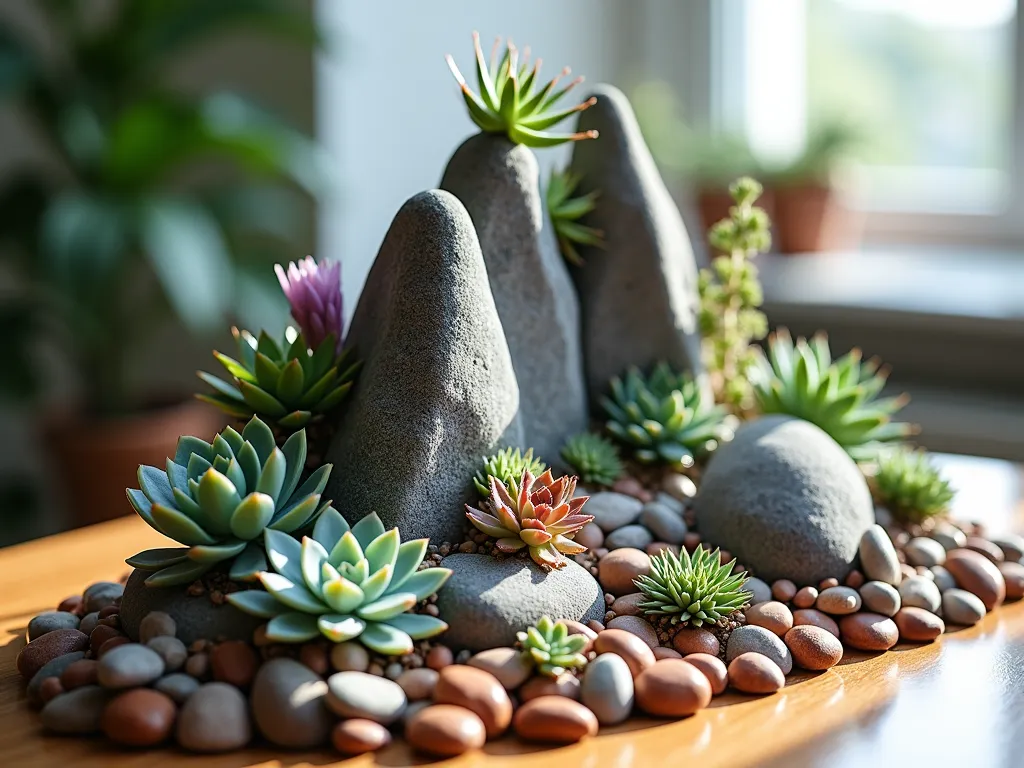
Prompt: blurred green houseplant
<box><xmin>0</xmin><ymin>0</ymin><xmax>329</xmax><ymax>527</ymax></box>
<box><xmin>0</xmin><ymin>0</ymin><xmax>328</xmax><ymax>412</ymax></box>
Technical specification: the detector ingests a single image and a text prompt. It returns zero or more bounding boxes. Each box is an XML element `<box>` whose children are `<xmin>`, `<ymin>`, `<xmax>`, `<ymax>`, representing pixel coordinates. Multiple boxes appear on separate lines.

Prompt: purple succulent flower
<box><xmin>274</xmin><ymin>257</ymin><xmax>343</xmax><ymax>354</ymax></box>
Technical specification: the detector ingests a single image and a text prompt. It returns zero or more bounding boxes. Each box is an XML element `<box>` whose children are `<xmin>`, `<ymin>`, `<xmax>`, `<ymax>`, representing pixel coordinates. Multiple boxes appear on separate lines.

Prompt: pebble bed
<box><xmin>14</xmin><ymin>470</ymin><xmax>1024</xmax><ymax>758</ymax></box>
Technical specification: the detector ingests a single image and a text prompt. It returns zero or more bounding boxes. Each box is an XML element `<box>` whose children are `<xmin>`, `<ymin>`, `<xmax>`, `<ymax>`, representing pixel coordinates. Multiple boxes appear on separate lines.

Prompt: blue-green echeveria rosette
<box><xmin>126</xmin><ymin>416</ymin><xmax>331</xmax><ymax>587</ymax></box>
<box><xmin>227</xmin><ymin>510</ymin><xmax>452</xmax><ymax>656</ymax></box>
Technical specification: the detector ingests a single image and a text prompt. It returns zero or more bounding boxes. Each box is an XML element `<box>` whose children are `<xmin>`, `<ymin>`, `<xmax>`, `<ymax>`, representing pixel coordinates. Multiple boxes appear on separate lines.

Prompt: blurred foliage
<box><xmin>0</xmin><ymin>0</ymin><xmax>330</xmax><ymax>414</ymax></box>
<box><xmin>632</xmin><ymin>81</ymin><xmax>858</xmax><ymax>188</ymax></box>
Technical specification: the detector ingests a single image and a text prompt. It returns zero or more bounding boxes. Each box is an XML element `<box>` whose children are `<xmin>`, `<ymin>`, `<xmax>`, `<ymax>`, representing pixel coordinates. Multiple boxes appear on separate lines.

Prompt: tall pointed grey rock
<box><xmin>441</xmin><ymin>134</ymin><xmax>588</xmax><ymax>468</ymax></box>
<box><xmin>324</xmin><ymin>190</ymin><xmax>523</xmax><ymax>542</ymax></box>
<box><xmin>568</xmin><ymin>84</ymin><xmax>705</xmax><ymax>402</ymax></box>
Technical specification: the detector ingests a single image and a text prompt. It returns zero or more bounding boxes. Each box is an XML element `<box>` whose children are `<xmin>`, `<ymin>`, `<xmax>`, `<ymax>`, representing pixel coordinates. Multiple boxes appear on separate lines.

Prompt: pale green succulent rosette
<box><xmin>635</xmin><ymin>547</ymin><xmax>750</xmax><ymax>628</ymax></box>
<box><xmin>227</xmin><ymin>510</ymin><xmax>452</xmax><ymax>655</ymax></box>
<box><xmin>473</xmin><ymin>446</ymin><xmax>547</xmax><ymax>498</ymax></box>
<box><xmin>517</xmin><ymin>616</ymin><xmax>588</xmax><ymax>678</ymax></box>
<box><xmin>126</xmin><ymin>416</ymin><xmax>331</xmax><ymax>587</ymax></box>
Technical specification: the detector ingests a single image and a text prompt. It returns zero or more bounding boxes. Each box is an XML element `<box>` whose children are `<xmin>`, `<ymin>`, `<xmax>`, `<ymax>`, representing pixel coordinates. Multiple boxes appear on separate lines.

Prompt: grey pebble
<box><xmin>177</xmin><ymin>682</ymin><xmax>252</xmax><ymax>752</ymax></box>
<box><xmin>154</xmin><ymin>673</ymin><xmax>200</xmax><ymax>704</ymax></box>
<box><xmin>931</xmin><ymin>565</ymin><xmax>957</xmax><ymax>593</ymax></box>
<box><xmin>40</xmin><ymin>686</ymin><xmax>109</xmax><ymax>734</ymax></box>
<box><xmin>745</xmin><ymin>577</ymin><xmax>773</xmax><ymax>605</ymax></box>
<box><xmin>942</xmin><ymin>588</ymin><xmax>986</xmax><ymax>625</ymax></box>
<box><xmin>84</xmin><ymin>582</ymin><xmax>123</xmax><ymax>613</ymax></box>
<box><xmin>97</xmin><ymin>643</ymin><xmax>165</xmax><ymax>689</ymax></box>
<box><xmin>139</xmin><ymin>611</ymin><xmax>177</xmax><ymax>643</ymax></box>
<box><xmin>726</xmin><ymin>625</ymin><xmax>793</xmax><ymax>675</ymax></box>
<box><xmin>605</xmin><ymin>524</ymin><xmax>654</xmax><ymax>551</ymax></box>
<box><xmin>147</xmin><ymin>635</ymin><xmax>187</xmax><ymax>672</ymax></box>
<box><xmin>898</xmin><ymin>576</ymin><xmax>942</xmax><ymax>613</ymax></box>
<box><xmin>79</xmin><ymin>612</ymin><xmax>100</xmax><ymax>636</ymax></box>
<box><xmin>991</xmin><ymin>534</ymin><xmax>1024</xmax><ymax>563</ymax></box>
<box><xmin>859</xmin><ymin>525</ymin><xmax>902</xmax><ymax>586</ymax></box>
<box><xmin>640</xmin><ymin>502</ymin><xmax>688</xmax><ymax>545</ymax></box>
<box><xmin>581</xmin><ymin>653</ymin><xmax>634</xmax><ymax>725</ymax></box>
<box><xmin>587</xmin><ymin>492</ymin><xmax>643</xmax><ymax>532</ymax></box>
<box><xmin>252</xmin><ymin>658</ymin><xmax>333</xmax><ymax>748</ymax></box>
<box><xmin>816</xmin><ymin>586</ymin><xmax>863</xmax><ymax>615</ymax></box>
<box><xmin>930</xmin><ymin>523</ymin><xmax>967</xmax><ymax>551</ymax></box>
<box><xmin>326</xmin><ymin>671</ymin><xmax>407</xmax><ymax>725</ymax></box>
<box><xmin>904</xmin><ymin>537</ymin><xmax>946</xmax><ymax>568</ymax></box>
<box><xmin>28</xmin><ymin>612</ymin><xmax>81</xmax><ymax>641</ymax></box>
<box><xmin>27</xmin><ymin>651</ymin><xmax>85</xmax><ymax>707</ymax></box>
<box><xmin>654</xmin><ymin>491</ymin><xmax>686</xmax><ymax>514</ymax></box>
<box><xmin>859</xmin><ymin>581</ymin><xmax>901</xmax><ymax>617</ymax></box>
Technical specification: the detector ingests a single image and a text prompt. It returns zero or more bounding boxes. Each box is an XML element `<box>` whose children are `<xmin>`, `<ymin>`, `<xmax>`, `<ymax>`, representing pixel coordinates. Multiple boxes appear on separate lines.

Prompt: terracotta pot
<box><xmin>772</xmin><ymin>183</ymin><xmax>862</xmax><ymax>254</ymax></box>
<box><xmin>696</xmin><ymin>186</ymin><xmax>777</xmax><ymax>238</ymax></box>
<box><xmin>43</xmin><ymin>400</ymin><xmax>226</xmax><ymax>529</ymax></box>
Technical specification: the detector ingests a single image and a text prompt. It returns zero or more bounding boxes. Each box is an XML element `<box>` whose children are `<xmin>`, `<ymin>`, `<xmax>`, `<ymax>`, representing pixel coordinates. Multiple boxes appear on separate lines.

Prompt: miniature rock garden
<box><xmin>15</xmin><ymin>33</ymin><xmax>1024</xmax><ymax>759</ymax></box>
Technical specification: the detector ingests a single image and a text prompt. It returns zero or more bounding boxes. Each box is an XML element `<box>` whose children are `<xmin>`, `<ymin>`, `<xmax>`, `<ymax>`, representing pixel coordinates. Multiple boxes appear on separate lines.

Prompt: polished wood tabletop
<box><xmin>3</xmin><ymin>462</ymin><xmax>1024</xmax><ymax>767</ymax></box>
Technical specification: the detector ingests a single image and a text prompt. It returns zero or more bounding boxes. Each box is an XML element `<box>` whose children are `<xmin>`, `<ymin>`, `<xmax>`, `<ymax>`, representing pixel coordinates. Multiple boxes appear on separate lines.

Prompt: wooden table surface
<box><xmin>3</xmin><ymin>514</ymin><xmax>1024</xmax><ymax>768</ymax></box>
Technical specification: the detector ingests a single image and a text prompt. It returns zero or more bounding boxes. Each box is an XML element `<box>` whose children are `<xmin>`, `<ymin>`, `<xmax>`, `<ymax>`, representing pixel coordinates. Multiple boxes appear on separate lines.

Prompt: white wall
<box><xmin>315</xmin><ymin>0</ymin><xmax>628</xmax><ymax>315</ymax></box>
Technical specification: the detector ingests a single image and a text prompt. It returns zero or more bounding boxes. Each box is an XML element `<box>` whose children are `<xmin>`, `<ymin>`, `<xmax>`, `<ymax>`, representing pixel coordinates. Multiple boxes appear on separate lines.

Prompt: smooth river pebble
<box><xmin>252</xmin><ymin>658</ymin><xmax>332</xmax><ymax>748</ymax></box>
<box><xmin>326</xmin><ymin>670</ymin><xmax>406</xmax><ymax>725</ymax></box>
<box><xmin>581</xmin><ymin>653</ymin><xmax>635</xmax><ymax>724</ymax></box>
<box><xmin>176</xmin><ymin>682</ymin><xmax>251</xmax><ymax>752</ymax></box>
<box><xmin>594</xmin><ymin>628</ymin><xmax>656</xmax><ymax>678</ymax></box>
<box><xmin>433</xmin><ymin>665</ymin><xmax>512</xmax><ymax>738</ymax></box>
<box><xmin>894</xmin><ymin>607</ymin><xmax>945</xmax><ymax>642</ymax></box>
<box><xmin>97</xmin><ymin>643</ymin><xmax>165</xmax><ymax>689</ymax></box>
<box><xmin>859</xmin><ymin>525</ymin><xmax>902</xmax><ymax>585</ymax></box>
<box><xmin>513</xmin><ymin>696</ymin><xmax>599</xmax><ymax>743</ymax></box>
<box><xmin>634</xmin><ymin>659</ymin><xmax>712</xmax><ymax>717</ymax></box>
<box><xmin>941</xmin><ymin>588</ymin><xmax>986</xmax><ymax>625</ymax></box>
<box><xmin>859</xmin><ymin>581</ymin><xmax>901</xmax><ymax>617</ymax></box>
<box><xmin>898</xmin><ymin>575</ymin><xmax>942</xmax><ymax>613</ymax></box>
<box><xmin>101</xmin><ymin>688</ymin><xmax>176</xmax><ymax>747</ymax></box>
<box><xmin>784</xmin><ymin>625</ymin><xmax>844</xmax><ymax>670</ymax></box>
<box><xmin>726</xmin><ymin>625</ymin><xmax>793</xmax><ymax>675</ymax></box>
<box><xmin>816</xmin><ymin>586</ymin><xmax>863</xmax><ymax>615</ymax></box>
<box><xmin>839</xmin><ymin>613</ymin><xmax>899</xmax><ymax>651</ymax></box>
<box><xmin>405</xmin><ymin>704</ymin><xmax>486</xmax><ymax>757</ymax></box>
<box><xmin>728</xmin><ymin>653</ymin><xmax>785</xmax><ymax>694</ymax></box>
<box><xmin>945</xmin><ymin>549</ymin><xmax>1006</xmax><ymax>610</ymax></box>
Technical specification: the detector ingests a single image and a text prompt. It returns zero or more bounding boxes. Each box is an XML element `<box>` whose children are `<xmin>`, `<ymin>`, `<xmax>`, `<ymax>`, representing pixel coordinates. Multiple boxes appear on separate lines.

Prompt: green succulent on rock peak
<box><xmin>561</xmin><ymin>432</ymin><xmax>623</xmax><ymax>486</ymax></box>
<box><xmin>517</xmin><ymin>616</ymin><xmax>588</xmax><ymax>677</ymax></box>
<box><xmin>603</xmin><ymin>363</ymin><xmax>733</xmax><ymax>470</ymax></box>
<box><xmin>198</xmin><ymin>326</ymin><xmax>359</xmax><ymax>431</ymax></box>
<box><xmin>547</xmin><ymin>168</ymin><xmax>604</xmax><ymax>266</ymax></box>
<box><xmin>635</xmin><ymin>547</ymin><xmax>750</xmax><ymax>628</ymax></box>
<box><xmin>871</xmin><ymin>447</ymin><xmax>954</xmax><ymax>524</ymax></box>
<box><xmin>446</xmin><ymin>32</ymin><xmax>599</xmax><ymax>148</ymax></box>
<box><xmin>126</xmin><ymin>416</ymin><xmax>330</xmax><ymax>587</ymax></box>
<box><xmin>227</xmin><ymin>510</ymin><xmax>452</xmax><ymax>655</ymax></box>
<box><xmin>749</xmin><ymin>329</ymin><xmax>915</xmax><ymax>462</ymax></box>
<box><xmin>473</xmin><ymin>446</ymin><xmax>547</xmax><ymax>497</ymax></box>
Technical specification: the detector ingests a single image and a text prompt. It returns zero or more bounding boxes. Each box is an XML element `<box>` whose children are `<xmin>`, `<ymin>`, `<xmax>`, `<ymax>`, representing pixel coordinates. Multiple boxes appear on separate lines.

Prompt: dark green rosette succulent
<box><xmin>871</xmin><ymin>447</ymin><xmax>954</xmax><ymax>524</ymax></box>
<box><xmin>198</xmin><ymin>326</ymin><xmax>359</xmax><ymax>431</ymax></box>
<box><xmin>126</xmin><ymin>416</ymin><xmax>330</xmax><ymax>587</ymax></box>
<box><xmin>227</xmin><ymin>510</ymin><xmax>451</xmax><ymax>655</ymax></box>
<box><xmin>635</xmin><ymin>547</ymin><xmax>750</xmax><ymax>628</ymax></box>
<box><xmin>749</xmin><ymin>329</ymin><xmax>915</xmax><ymax>461</ymax></box>
<box><xmin>561</xmin><ymin>432</ymin><xmax>623</xmax><ymax>486</ymax></box>
<box><xmin>547</xmin><ymin>168</ymin><xmax>604</xmax><ymax>265</ymax></box>
<box><xmin>473</xmin><ymin>446</ymin><xmax>547</xmax><ymax>497</ymax></box>
<box><xmin>603</xmin><ymin>363</ymin><xmax>733</xmax><ymax>469</ymax></box>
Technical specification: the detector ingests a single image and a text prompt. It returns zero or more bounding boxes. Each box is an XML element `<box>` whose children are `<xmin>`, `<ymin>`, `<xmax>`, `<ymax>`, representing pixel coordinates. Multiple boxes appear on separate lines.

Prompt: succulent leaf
<box><xmin>516</xmin><ymin>616</ymin><xmax>589</xmax><ymax>677</ymax></box>
<box><xmin>750</xmin><ymin>329</ymin><xmax>915</xmax><ymax>461</ymax></box>
<box><xmin>547</xmin><ymin>168</ymin><xmax>604</xmax><ymax>265</ymax></box>
<box><xmin>227</xmin><ymin>513</ymin><xmax>452</xmax><ymax>651</ymax></box>
<box><xmin>560</xmin><ymin>432</ymin><xmax>623</xmax><ymax>486</ymax></box>
<box><xmin>870</xmin><ymin>447</ymin><xmax>954</xmax><ymax>524</ymax></box>
<box><xmin>634</xmin><ymin>547</ymin><xmax>750</xmax><ymax>628</ymax></box>
<box><xmin>473</xmin><ymin>447</ymin><xmax>547</xmax><ymax>498</ymax></box>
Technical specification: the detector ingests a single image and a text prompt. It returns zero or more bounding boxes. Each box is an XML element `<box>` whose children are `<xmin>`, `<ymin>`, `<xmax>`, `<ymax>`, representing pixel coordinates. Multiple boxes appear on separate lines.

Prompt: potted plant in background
<box><xmin>0</xmin><ymin>0</ymin><xmax>329</xmax><ymax>528</ymax></box>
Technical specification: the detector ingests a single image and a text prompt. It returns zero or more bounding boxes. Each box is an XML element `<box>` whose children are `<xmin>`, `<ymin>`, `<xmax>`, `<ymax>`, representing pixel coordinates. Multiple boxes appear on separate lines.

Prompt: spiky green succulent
<box><xmin>635</xmin><ymin>547</ymin><xmax>750</xmax><ymax>628</ymax></box>
<box><xmin>473</xmin><ymin>446</ymin><xmax>547</xmax><ymax>497</ymax></box>
<box><xmin>198</xmin><ymin>326</ymin><xmax>359</xmax><ymax>431</ymax></box>
<box><xmin>871</xmin><ymin>447</ymin><xmax>954</xmax><ymax>524</ymax></box>
<box><xmin>517</xmin><ymin>616</ymin><xmax>588</xmax><ymax>677</ymax></box>
<box><xmin>446</xmin><ymin>32</ymin><xmax>599</xmax><ymax>148</ymax></box>
<box><xmin>603</xmin><ymin>363</ymin><xmax>733</xmax><ymax>469</ymax></box>
<box><xmin>749</xmin><ymin>329</ymin><xmax>915</xmax><ymax>461</ymax></box>
<box><xmin>126</xmin><ymin>416</ymin><xmax>330</xmax><ymax>587</ymax></box>
<box><xmin>547</xmin><ymin>168</ymin><xmax>604</xmax><ymax>265</ymax></box>
<box><xmin>227</xmin><ymin>511</ymin><xmax>451</xmax><ymax>655</ymax></box>
<box><xmin>561</xmin><ymin>432</ymin><xmax>623</xmax><ymax>487</ymax></box>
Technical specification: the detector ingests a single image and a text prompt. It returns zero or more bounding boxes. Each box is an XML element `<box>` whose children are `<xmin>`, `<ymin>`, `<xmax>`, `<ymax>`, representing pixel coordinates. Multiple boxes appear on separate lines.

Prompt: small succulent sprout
<box><xmin>560</xmin><ymin>432</ymin><xmax>623</xmax><ymax>487</ymax></box>
<box><xmin>446</xmin><ymin>32</ymin><xmax>599</xmax><ymax>148</ymax></box>
<box><xmin>635</xmin><ymin>547</ymin><xmax>750</xmax><ymax>628</ymax></box>
<box><xmin>871</xmin><ymin>447</ymin><xmax>954</xmax><ymax>524</ymax></box>
<box><xmin>517</xmin><ymin>616</ymin><xmax>589</xmax><ymax>677</ymax></box>
<box><xmin>275</xmin><ymin>257</ymin><xmax>344</xmax><ymax>355</ymax></box>
<box><xmin>749</xmin><ymin>328</ymin><xmax>916</xmax><ymax>462</ymax></box>
<box><xmin>547</xmin><ymin>168</ymin><xmax>604</xmax><ymax>265</ymax></box>
<box><xmin>473</xmin><ymin>446</ymin><xmax>547</xmax><ymax>498</ymax></box>
<box><xmin>197</xmin><ymin>325</ymin><xmax>360</xmax><ymax>431</ymax></box>
<box><xmin>603</xmin><ymin>363</ymin><xmax>733</xmax><ymax>470</ymax></box>
<box><xmin>126</xmin><ymin>416</ymin><xmax>330</xmax><ymax>587</ymax></box>
<box><xmin>227</xmin><ymin>510</ymin><xmax>452</xmax><ymax>655</ymax></box>
<box><xmin>466</xmin><ymin>468</ymin><xmax>593</xmax><ymax>571</ymax></box>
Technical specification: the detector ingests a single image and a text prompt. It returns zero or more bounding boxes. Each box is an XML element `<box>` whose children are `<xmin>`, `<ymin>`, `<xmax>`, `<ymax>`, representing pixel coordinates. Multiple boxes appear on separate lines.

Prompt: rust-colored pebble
<box><xmin>844</xmin><ymin>569</ymin><xmax>865</xmax><ymax>589</ymax></box>
<box><xmin>406</xmin><ymin>704</ymin><xmax>486</xmax><ymax>757</ymax></box>
<box><xmin>433</xmin><ymin>665</ymin><xmax>512</xmax><ymax>738</ymax></box>
<box><xmin>17</xmin><ymin>629</ymin><xmax>90</xmax><ymax>680</ymax></box>
<box><xmin>89</xmin><ymin>624</ymin><xmax>121</xmax><ymax>655</ymax></box>
<box><xmin>605</xmin><ymin>615</ymin><xmax>659</xmax><ymax>648</ymax></box>
<box><xmin>784</xmin><ymin>625</ymin><xmax>843</xmax><ymax>670</ymax></box>
<box><xmin>634</xmin><ymin>659</ymin><xmax>712</xmax><ymax>717</ymax></box>
<box><xmin>426</xmin><ymin>645</ymin><xmax>453</xmax><ymax>670</ymax></box>
<box><xmin>998</xmin><ymin>561</ymin><xmax>1024</xmax><ymax>600</ymax></box>
<box><xmin>594</xmin><ymin>629</ymin><xmax>656</xmax><ymax>678</ymax></box>
<box><xmin>745</xmin><ymin>601</ymin><xmax>794</xmax><ymax>637</ymax></box>
<box><xmin>682</xmin><ymin>653</ymin><xmax>728</xmax><ymax>695</ymax></box>
<box><xmin>58</xmin><ymin>595</ymin><xmax>83</xmax><ymax>615</ymax></box>
<box><xmin>945</xmin><ymin>549</ymin><xmax>1006</xmax><ymax>610</ymax></box>
<box><xmin>101</xmin><ymin>689</ymin><xmax>177</xmax><ymax>747</ymax></box>
<box><xmin>965</xmin><ymin>537</ymin><xmax>1004</xmax><ymax>563</ymax></box>
<box><xmin>513</xmin><ymin>696</ymin><xmax>599</xmax><ymax>743</ymax></box>
<box><xmin>792</xmin><ymin>586</ymin><xmax>818</xmax><ymax>609</ymax></box>
<box><xmin>653</xmin><ymin>647</ymin><xmax>682</xmax><ymax>660</ymax></box>
<box><xmin>894</xmin><ymin>607</ymin><xmax>945</xmax><ymax>642</ymax></box>
<box><xmin>671</xmin><ymin>627</ymin><xmax>720</xmax><ymax>657</ymax></box>
<box><xmin>61</xmin><ymin>659</ymin><xmax>99</xmax><ymax>690</ymax></box>
<box><xmin>210</xmin><ymin>640</ymin><xmax>259</xmax><ymax>689</ymax></box>
<box><xmin>39</xmin><ymin>677</ymin><xmax>64</xmax><ymax>704</ymax></box>
<box><xmin>97</xmin><ymin>605</ymin><xmax>120</xmax><ymax>620</ymax></box>
<box><xmin>728</xmin><ymin>652</ymin><xmax>785</xmax><ymax>694</ymax></box>
<box><xmin>97</xmin><ymin>635</ymin><xmax>131</xmax><ymax>658</ymax></box>
<box><xmin>332</xmin><ymin>719</ymin><xmax>392</xmax><ymax>755</ymax></box>
<box><xmin>839</xmin><ymin>612</ymin><xmax>899</xmax><ymax>651</ymax></box>
<box><xmin>792</xmin><ymin>609</ymin><xmax>840</xmax><ymax>638</ymax></box>
<box><xmin>771</xmin><ymin>579</ymin><xmax>797</xmax><ymax>602</ymax></box>
<box><xmin>818</xmin><ymin>577</ymin><xmax>839</xmax><ymax>590</ymax></box>
<box><xmin>298</xmin><ymin>643</ymin><xmax>330</xmax><ymax>676</ymax></box>
<box><xmin>519</xmin><ymin>672</ymin><xmax>581</xmax><ymax>702</ymax></box>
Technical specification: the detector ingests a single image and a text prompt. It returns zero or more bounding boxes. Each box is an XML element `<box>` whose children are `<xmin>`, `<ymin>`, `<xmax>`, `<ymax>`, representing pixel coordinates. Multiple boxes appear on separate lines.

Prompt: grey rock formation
<box><xmin>694</xmin><ymin>416</ymin><xmax>874</xmax><ymax>585</ymax></box>
<box><xmin>436</xmin><ymin>554</ymin><xmax>605</xmax><ymax>651</ymax></box>
<box><xmin>569</xmin><ymin>84</ymin><xmax>704</xmax><ymax>401</ymax></box>
<box><xmin>325</xmin><ymin>190</ymin><xmax>523</xmax><ymax>542</ymax></box>
<box><xmin>441</xmin><ymin>134</ymin><xmax>587</xmax><ymax>465</ymax></box>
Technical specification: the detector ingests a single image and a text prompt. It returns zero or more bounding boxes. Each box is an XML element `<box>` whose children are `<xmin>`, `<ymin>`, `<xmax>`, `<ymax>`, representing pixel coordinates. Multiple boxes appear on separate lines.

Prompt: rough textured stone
<box><xmin>784</xmin><ymin>626</ymin><xmax>843</xmax><ymax>670</ymax></box>
<box><xmin>251</xmin><ymin>659</ymin><xmax>332</xmax><ymax>748</ymax></box>
<box><xmin>568</xmin><ymin>84</ymin><xmax>704</xmax><ymax>401</ymax></box>
<box><xmin>694</xmin><ymin>416</ymin><xmax>874</xmax><ymax>585</ymax></box>
<box><xmin>120</xmin><ymin>570</ymin><xmax>262</xmax><ymax>645</ymax></box>
<box><xmin>17</xmin><ymin>628</ymin><xmax>89</xmax><ymax>680</ymax></box>
<box><xmin>436</xmin><ymin>554</ymin><xmax>603</xmax><ymax>651</ymax></box>
<box><xmin>324</xmin><ymin>190</ymin><xmax>522</xmax><ymax>542</ymax></box>
<box><xmin>725</xmin><ymin>625</ymin><xmax>793</xmax><ymax>675</ymax></box>
<box><xmin>441</xmin><ymin>134</ymin><xmax>587</xmax><ymax>463</ymax></box>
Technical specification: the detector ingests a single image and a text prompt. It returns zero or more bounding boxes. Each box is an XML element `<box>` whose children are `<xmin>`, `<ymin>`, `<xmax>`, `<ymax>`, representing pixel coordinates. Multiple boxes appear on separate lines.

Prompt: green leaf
<box><xmin>266</xmin><ymin>612</ymin><xmax>321</xmax><ymax>643</ymax></box>
<box><xmin>151</xmin><ymin>503</ymin><xmax>217</xmax><ymax>546</ymax></box>
<box><xmin>228</xmin><ymin>542</ymin><xmax>268</xmax><ymax>581</ymax></box>
<box><xmin>277</xmin><ymin>359</ymin><xmax>305</xmax><ymax>403</ymax></box>
<box><xmin>268</xmin><ymin>492</ymin><xmax>320</xmax><ymax>532</ymax></box>
<box><xmin>265</xmin><ymin>528</ymin><xmax>304</xmax><ymax>584</ymax></box>
<box><xmin>357</xmin><ymin>564</ymin><xmax>392</xmax><ymax>604</ymax></box>
<box><xmin>382</xmin><ymin>613</ymin><xmax>449</xmax><ymax>640</ymax></box>
<box><xmin>322</xmin><ymin>578</ymin><xmax>365</xmax><ymax>614</ymax></box>
<box><xmin>351</xmin><ymin>512</ymin><xmax>386</xmax><ymax>551</ymax></box>
<box><xmin>230</xmin><ymin>492</ymin><xmax>275</xmax><ymax>540</ymax></box>
<box><xmin>144</xmin><ymin>559</ymin><xmax>212</xmax><ymax>587</ymax></box>
<box><xmin>358</xmin><ymin>622</ymin><xmax>413</xmax><ymax>656</ymax></box>
<box><xmin>254</xmin><ymin>352</ymin><xmax>282</xmax><ymax>392</ymax></box>
<box><xmin>396</xmin><ymin>567</ymin><xmax>452</xmax><ymax>601</ymax></box>
<box><xmin>187</xmin><ymin>540</ymin><xmax>247</xmax><ymax>563</ymax></box>
<box><xmin>125</xmin><ymin>547</ymin><xmax>189</xmax><ymax>571</ymax></box>
<box><xmin>197</xmin><ymin>469</ymin><xmax>242</xmax><ymax>533</ymax></box>
<box><xmin>226</xmin><ymin>590</ymin><xmax>284</xmax><ymax>618</ymax></box>
<box><xmin>241</xmin><ymin>416</ymin><xmax>277</xmax><ymax>464</ymax></box>
<box><xmin>328</xmin><ymin>530</ymin><xmax>363</xmax><ymax>569</ymax></box>
<box><xmin>214</xmin><ymin>351</ymin><xmax>257</xmax><ymax>384</ymax></box>
<box><xmin>312</xmin><ymin>381</ymin><xmax>352</xmax><ymax>413</ymax></box>
<box><xmin>390</xmin><ymin>539</ymin><xmax>428</xmax><ymax>591</ymax></box>
<box><xmin>364</xmin><ymin>528</ymin><xmax>400</xmax><ymax>575</ymax></box>
<box><xmin>301</xmin><ymin>536</ymin><xmax>329</xmax><ymax>596</ymax></box>
<box><xmin>317</xmin><ymin>614</ymin><xmax>366</xmax><ymax>643</ymax></box>
<box><xmin>239</xmin><ymin>380</ymin><xmax>287</xmax><ymax>418</ymax></box>
<box><xmin>357</xmin><ymin>592</ymin><xmax>416</xmax><ymax>621</ymax></box>
<box><xmin>278</xmin><ymin>430</ymin><xmax>307</xmax><ymax>503</ymax></box>
<box><xmin>259</xmin><ymin>571</ymin><xmax>326</xmax><ymax>613</ymax></box>
<box><xmin>175</xmin><ymin>436</ymin><xmax>213</xmax><ymax>466</ymax></box>
<box><xmin>312</xmin><ymin>506</ymin><xmax>350</xmax><ymax>550</ymax></box>
<box><xmin>255</xmin><ymin>447</ymin><xmax>287</xmax><ymax>503</ymax></box>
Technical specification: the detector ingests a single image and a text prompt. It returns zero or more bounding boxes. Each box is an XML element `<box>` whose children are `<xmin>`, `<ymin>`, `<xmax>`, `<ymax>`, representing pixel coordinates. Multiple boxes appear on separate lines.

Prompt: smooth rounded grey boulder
<box><xmin>694</xmin><ymin>416</ymin><xmax>874</xmax><ymax>585</ymax></box>
<box><xmin>435</xmin><ymin>554</ymin><xmax>605</xmax><ymax>651</ymax></box>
